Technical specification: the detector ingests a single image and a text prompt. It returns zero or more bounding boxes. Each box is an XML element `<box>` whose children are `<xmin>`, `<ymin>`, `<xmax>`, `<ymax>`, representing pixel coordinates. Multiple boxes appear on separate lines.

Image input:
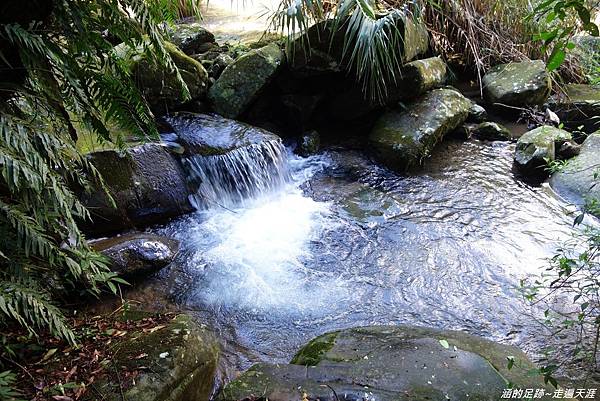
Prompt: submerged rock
<box><xmin>209</xmin><ymin>43</ymin><xmax>285</xmax><ymax>118</ymax></box>
<box><xmin>368</xmin><ymin>88</ymin><xmax>471</xmax><ymax>171</ymax></box>
<box><xmin>92</xmin><ymin>314</ymin><xmax>219</xmax><ymax>401</ymax></box>
<box><xmin>482</xmin><ymin>60</ymin><xmax>551</xmax><ymax>107</ymax></box>
<box><xmin>472</xmin><ymin>121</ymin><xmax>512</xmax><ymax>141</ymax></box>
<box><xmin>514</xmin><ymin>125</ymin><xmax>572</xmax><ymax>175</ymax></box>
<box><xmin>83</xmin><ymin>143</ymin><xmax>193</xmax><ymax>235</ymax></box>
<box><xmin>548</xmin><ymin>84</ymin><xmax>600</xmax><ymax>134</ymax></box>
<box><xmin>91</xmin><ymin>233</ymin><xmax>179</xmax><ymax>278</ymax></box>
<box><xmin>219</xmin><ymin>326</ymin><xmax>553</xmax><ymax>401</ymax></box>
<box><xmin>550</xmin><ymin>132</ymin><xmax>600</xmax><ymax>216</ymax></box>
<box><xmin>169</xmin><ymin>22</ymin><xmax>216</xmax><ymax>55</ymax></box>
<box><xmin>165</xmin><ymin>112</ymin><xmax>281</xmax><ymax>156</ymax></box>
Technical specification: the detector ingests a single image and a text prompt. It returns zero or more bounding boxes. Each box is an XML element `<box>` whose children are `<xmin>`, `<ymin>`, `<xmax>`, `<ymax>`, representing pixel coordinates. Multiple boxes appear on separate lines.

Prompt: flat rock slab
<box><xmin>483</xmin><ymin>60</ymin><xmax>551</xmax><ymax>107</ymax></box>
<box><xmin>219</xmin><ymin>326</ymin><xmax>554</xmax><ymax>401</ymax></box>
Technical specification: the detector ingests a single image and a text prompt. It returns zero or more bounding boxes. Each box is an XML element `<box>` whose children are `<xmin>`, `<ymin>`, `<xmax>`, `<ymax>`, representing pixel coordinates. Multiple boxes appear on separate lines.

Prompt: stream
<box><xmin>152</xmin><ymin>135</ymin><xmax>594</xmax><ymax>380</ymax></box>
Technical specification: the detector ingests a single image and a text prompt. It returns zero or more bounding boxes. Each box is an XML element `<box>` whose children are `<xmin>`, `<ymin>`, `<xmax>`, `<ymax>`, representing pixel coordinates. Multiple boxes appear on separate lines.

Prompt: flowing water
<box><xmin>157</xmin><ymin>134</ymin><xmax>595</xmax><ymax>378</ymax></box>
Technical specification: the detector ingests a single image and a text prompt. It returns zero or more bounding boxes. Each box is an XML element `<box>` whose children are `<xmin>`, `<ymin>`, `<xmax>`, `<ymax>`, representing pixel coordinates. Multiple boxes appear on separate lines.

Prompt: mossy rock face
<box><xmin>208</xmin><ymin>43</ymin><xmax>285</xmax><ymax>118</ymax></box>
<box><xmin>387</xmin><ymin>56</ymin><xmax>447</xmax><ymax>102</ymax></box>
<box><xmin>482</xmin><ymin>60</ymin><xmax>551</xmax><ymax>107</ymax></box>
<box><xmin>472</xmin><ymin>121</ymin><xmax>513</xmax><ymax>141</ymax></box>
<box><xmin>514</xmin><ymin>125</ymin><xmax>572</xmax><ymax>175</ymax></box>
<box><xmin>550</xmin><ymin>132</ymin><xmax>600</xmax><ymax>217</ymax></box>
<box><xmin>548</xmin><ymin>84</ymin><xmax>600</xmax><ymax>134</ymax></box>
<box><xmin>122</xmin><ymin>41</ymin><xmax>209</xmax><ymax>115</ymax></box>
<box><xmin>91</xmin><ymin>232</ymin><xmax>179</xmax><ymax>279</ymax></box>
<box><xmin>82</xmin><ymin>143</ymin><xmax>193</xmax><ymax>236</ymax></box>
<box><xmin>169</xmin><ymin>23</ymin><xmax>216</xmax><ymax>55</ymax></box>
<box><xmin>219</xmin><ymin>326</ymin><xmax>555</xmax><ymax>401</ymax></box>
<box><xmin>368</xmin><ymin>88</ymin><xmax>471</xmax><ymax>171</ymax></box>
<box><xmin>93</xmin><ymin>314</ymin><xmax>220</xmax><ymax>401</ymax></box>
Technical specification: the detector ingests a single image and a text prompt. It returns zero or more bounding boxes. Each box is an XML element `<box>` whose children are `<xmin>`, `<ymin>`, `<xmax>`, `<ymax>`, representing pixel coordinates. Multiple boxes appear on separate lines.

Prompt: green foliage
<box><xmin>0</xmin><ymin>371</ymin><xmax>22</xmax><ymax>401</ymax></box>
<box><xmin>0</xmin><ymin>0</ymin><xmax>191</xmax><ymax>344</ymax></box>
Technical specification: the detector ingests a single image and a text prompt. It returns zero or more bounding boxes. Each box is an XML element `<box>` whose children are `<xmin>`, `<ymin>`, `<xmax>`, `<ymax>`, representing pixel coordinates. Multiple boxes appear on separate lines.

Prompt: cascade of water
<box><xmin>182</xmin><ymin>140</ymin><xmax>291</xmax><ymax>209</ymax></box>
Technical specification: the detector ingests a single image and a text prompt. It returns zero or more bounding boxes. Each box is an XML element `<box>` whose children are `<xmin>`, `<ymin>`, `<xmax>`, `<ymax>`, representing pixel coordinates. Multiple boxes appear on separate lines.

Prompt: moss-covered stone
<box><xmin>550</xmin><ymin>132</ymin><xmax>600</xmax><ymax>217</ymax></box>
<box><xmin>472</xmin><ymin>121</ymin><xmax>513</xmax><ymax>141</ymax></box>
<box><xmin>92</xmin><ymin>314</ymin><xmax>219</xmax><ymax>401</ymax></box>
<box><xmin>482</xmin><ymin>60</ymin><xmax>551</xmax><ymax>107</ymax></box>
<box><xmin>514</xmin><ymin>125</ymin><xmax>572</xmax><ymax>175</ymax></box>
<box><xmin>548</xmin><ymin>84</ymin><xmax>600</xmax><ymax>134</ymax></box>
<box><xmin>208</xmin><ymin>43</ymin><xmax>285</xmax><ymax>118</ymax></box>
<box><xmin>219</xmin><ymin>326</ymin><xmax>557</xmax><ymax>401</ymax></box>
<box><xmin>387</xmin><ymin>56</ymin><xmax>447</xmax><ymax>102</ymax></box>
<box><xmin>368</xmin><ymin>88</ymin><xmax>471</xmax><ymax>171</ymax></box>
<box><xmin>169</xmin><ymin>23</ymin><xmax>216</xmax><ymax>55</ymax></box>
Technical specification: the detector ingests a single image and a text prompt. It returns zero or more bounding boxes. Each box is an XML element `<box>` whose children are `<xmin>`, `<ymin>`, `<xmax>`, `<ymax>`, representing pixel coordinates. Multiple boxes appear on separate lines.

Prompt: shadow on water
<box><xmin>147</xmin><ymin>136</ymin><xmax>591</xmax><ymax>381</ymax></box>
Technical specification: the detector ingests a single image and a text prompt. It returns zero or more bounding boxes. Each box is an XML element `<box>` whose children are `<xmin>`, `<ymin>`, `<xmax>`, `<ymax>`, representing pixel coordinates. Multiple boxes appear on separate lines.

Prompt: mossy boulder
<box><xmin>550</xmin><ymin>132</ymin><xmax>600</xmax><ymax>216</ymax></box>
<box><xmin>219</xmin><ymin>326</ymin><xmax>555</xmax><ymax>401</ymax></box>
<box><xmin>93</xmin><ymin>314</ymin><xmax>219</xmax><ymax>401</ymax></box>
<box><xmin>548</xmin><ymin>84</ymin><xmax>600</xmax><ymax>134</ymax></box>
<box><xmin>169</xmin><ymin>23</ymin><xmax>216</xmax><ymax>55</ymax></box>
<box><xmin>368</xmin><ymin>88</ymin><xmax>471</xmax><ymax>171</ymax></box>
<box><xmin>208</xmin><ymin>43</ymin><xmax>285</xmax><ymax>118</ymax></box>
<box><xmin>482</xmin><ymin>60</ymin><xmax>551</xmax><ymax>107</ymax></box>
<box><xmin>472</xmin><ymin>121</ymin><xmax>513</xmax><ymax>141</ymax></box>
<box><xmin>82</xmin><ymin>143</ymin><xmax>193</xmax><ymax>235</ymax></box>
<box><xmin>387</xmin><ymin>56</ymin><xmax>447</xmax><ymax>102</ymax></box>
<box><xmin>514</xmin><ymin>125</ymin><xmax>572</xmax><ymax>175</ymax></box>
<box><xmin>91</xmin><ymin>233</ymin><xmax>179</xmax><ymax>279</ymax></box>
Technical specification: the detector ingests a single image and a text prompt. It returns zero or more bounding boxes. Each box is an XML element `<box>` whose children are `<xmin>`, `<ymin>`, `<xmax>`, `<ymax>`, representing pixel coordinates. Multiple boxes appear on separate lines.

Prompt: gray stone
<box><xmin>368</xmin><ymin>88</ymin><xmax>471</xmax><ymax>171</ymax></box>
<box><xmin>547</xmin><ymin>84</ymin><xmax>600</xmax><ymax>134</ymax></box>
<box><xmin>83</xmin><ymin>143</ymin><xmax>193</xmax><ymax>235</ymax></box>
<box><xmin>208</xmin><ymin>43</ymin><xmax>285</xmax><ymax>118</ymax></box>
<box><xmin>514</xmin><ymin>125</ymin><xmax>572</xmax><ymax>174</ymax></box>
<box><xmin>387</xmin><ymin>56</ymin><xmax>447</xmax><ymax>101</ymax></box>
<box><xmin>219</xmin><ymin>326</ymin><xmax>554</xmax><ymax>401</ymax></box>
<box><xmin>550</xmin><ymin>133</ymin><xmax>600</xmax><ymax>216</ymax></box>
<box><xmin>91</xmin><ymin>233</ymin><xmax>179</xmax><ymax>278</ymax></box>
<box><xmin>169</xmin><ymin>23</ymin><xmax>216</xmax><ymax>55</ymax></box>
<box><xmin>483</xmin><ymin>60</ymin><xmax>551</xmax><ymax>107</ymax></box>
<box><xmin>467</xmin><ymin>102</ymin><xmax>488</xmax><ymax>123</ymax></box>
<box><xmin>472</xmin><ymin>121</ymin><xmax>513</xmax><ymax>141</ymax></box>
<box><xmin>165</xmin><ymin>112</ymin><xmax>281</xmax><ymax>156</ymax></box>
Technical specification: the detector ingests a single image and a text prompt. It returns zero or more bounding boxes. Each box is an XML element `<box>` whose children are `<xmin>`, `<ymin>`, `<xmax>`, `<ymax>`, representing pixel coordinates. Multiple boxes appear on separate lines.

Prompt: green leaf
<box><xmin>507</xmin><ymin>356</ymin><xmax>515</xmax><ymax>370</ymax></box>
<box><xmin>547</xmin><ymin>48</ymin><xmax>566</xmax><ymax>71</ymax></box>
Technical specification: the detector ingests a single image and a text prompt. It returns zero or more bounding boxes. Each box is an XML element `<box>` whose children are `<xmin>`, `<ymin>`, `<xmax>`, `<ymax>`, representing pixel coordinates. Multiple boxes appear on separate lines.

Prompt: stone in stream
<box><xmin>514</xmin><ymin>125</ymin><xmax>572</xmax><ymax>175</ymax></box>
<box><xmin>91</xmin><ymin>233</ymin><xmax>179</xmax><ymax>279</ymax></box>
<box><xmin>117</xmin><ymin>41</ymin><xmax>209</xmax><ymax>115</ymax></box>
<box><xmin>467</xmin><ymin>101</ymin><xmax>488</xmax><ymax>123</ymax></box>
<box><xmin>547</xmin><ymin>84</ymin><xmax>600</xmax><ymax>134</ymax></box>
<box><xmin>387</xmin><ymin>56</ymin><xmax>447</xmax><ymax>101</ymax></box>
<box><xmin>82</xmin><ymin>143</ymin><xmax>194</xmax><ymax>236</ymax></box>
<box><xmin>208</xmin><ymin>43</ymin><xmax>285</xmax><ymax>118</ymax></box>
<box><xmin>295</xmin><ymin>130</ymin><xmax>320</xmax><ymax>156</ymax></box>
<box><xmin>91</xmin><ymin>314</ymin><xmax>219</xmax><ymax>401</ymax></box>
<box><xmin>165</xmin><ymin>112</ymin><xmax>282</xmax><ymax>156</ymax></box>
<box><xmin>218</xmin><ymin>326</ymin><xmax>554</xmax><ymax>401</ymax></box>
<box><xmin>550</xmin><ymin>132</ymin><xmax>600</xmax><ymax>217</ymax></box>
<box><xmin>368</xmin><ymin>88</ymin><xmax>472</xmax><ymax>171</ymax></box>
<box><xmin>168</xmin><ymin>22</ymin><xmax>216</xmax><ymax>55</ymax></box>
<box><xmin>471</xmin><ymin>121</ymin><xmax>513</xmax><ymax>141</ymax></box>
<box><xmin>482</xmin><ymin>60</ymin><xmax>551</xmax><ymax>107</ymax></box>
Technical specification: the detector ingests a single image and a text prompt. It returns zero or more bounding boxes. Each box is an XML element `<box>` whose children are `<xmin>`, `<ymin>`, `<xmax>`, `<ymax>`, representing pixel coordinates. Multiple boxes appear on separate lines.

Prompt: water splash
<box><xmin>183</xmin><ymin>140</ymin><xmax>290</xmax><ymax>209</ymax></box>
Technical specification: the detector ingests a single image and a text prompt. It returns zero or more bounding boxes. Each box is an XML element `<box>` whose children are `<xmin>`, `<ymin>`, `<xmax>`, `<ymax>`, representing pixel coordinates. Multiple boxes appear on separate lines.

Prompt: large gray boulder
<box><xmin>91</xmin><ymin>233</ymin><xmax>179</xmax><ymax>278</ymax></box>
<box><xmin>514</xmin><ymin>125</ymin><xmax>572</xmax><ymax>175</ymax></box>
<box><xmin>548</xmin><ymin>84</ymin><xmax>600</xmax><ymax>134</ymax></box>
<box><xmin>368</xmin><ymin>88</ymin><xmax>471</xmax><ymax>171</ymax></box>
<box><xmin>386</xmin><ymin>56</ymin><xmax>447</xmax><ymax>102</ymax></box>
<box><xmin>482</xmin><ymin>60</ymin><xmax>551</xmax><ymax>107</ymax></box>
<box><xmin>91</xmin><ymin>314</ymin><xmax>219</xmax><ymax>401</ymax></box>
<box><xmin>208</xmin><ymin>43</ymin><xmax>285</xmax><ymax>118</ymax></box>
<box><xmin>82</xmin><ymin>143</ymin><xmax>193</xmax><ymax>235</ymax></box>
<box><xmin>165</xmin><ymin>112</ymin><xmax>281</xmax><ymax>156</ymax></box>
<box><xmin>219</xmin><ymin>326</ymin><xmax>554</xmax><ymax>401</ymax></box>
<box><xmin>550</xmin><ymin>133</ymin><xmax>600</xmax><ymax>216</ymax></box>
<box><xmin>169</xmin><ymin>22</ymin><xmax>216</xmax><ymax>55</ymax></box>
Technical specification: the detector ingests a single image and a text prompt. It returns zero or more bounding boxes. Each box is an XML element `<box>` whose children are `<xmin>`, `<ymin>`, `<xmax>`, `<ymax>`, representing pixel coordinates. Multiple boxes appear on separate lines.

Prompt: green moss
<box><xmin>290</xmin><ymin>331</ymin><xmax>338</xmax><ymax>366</ymax></box>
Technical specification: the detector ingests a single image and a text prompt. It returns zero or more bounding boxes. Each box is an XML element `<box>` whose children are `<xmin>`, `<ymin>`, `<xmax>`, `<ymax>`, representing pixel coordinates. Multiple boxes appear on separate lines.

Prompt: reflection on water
<box><xmin>158</xmin><ymin>138</ymin><xmax>587</xmax><ymax>376</ymax></box>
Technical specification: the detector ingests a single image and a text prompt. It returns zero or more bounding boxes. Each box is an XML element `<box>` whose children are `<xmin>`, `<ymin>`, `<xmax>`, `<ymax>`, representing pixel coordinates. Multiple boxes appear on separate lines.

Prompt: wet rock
<box><xmin>119</xmin><ymin>41</ymin><xmax>209</xmax><ymax>115</ymax></box>
<box><xmin>467</xmin><ymin>102</ymin><xmax>488</xmax><ymax>123</ymax></box>
<box><xmin>482</xmin><ymin>60</ymin><xmax>551</xmax><ymax>107</ymax></box>
<box><xmin>514</xmin><ymin>125</ymin><xmax>572</xmax><ymax>175</ymax></box>
<box><xmin>219</xmin><ymin>326</ymin><xmax>553</xmax><ymax>401</ymax></box>
<box><xmin>547</xmin><ymin>84</ymin><xmax>600</xmax><ymax>134</ymax></box>
<box><xmin>82</xmin><ymin>143</ymin><xmax>193</xmax><ymax>235</ymax></box>
<box><xmin>209</xmin><ymin>43</ymin><xmax>285</xmax><ymax>118</ymax></box>
<box><xmin>387</xmin><ymin>56</ymin><xmax>447</xmax><ymax>101</ymax></box>
<box><xmin>92</xmin><ymin>314</ymin><xmax>219</xmax><ymax>401</ymax></box>
<box><xmin>295</xmin><ymin>130</ymin><xmax>320</xmax><ymax>156</ymax></box>
<box><xmin>556</xmin><ymin>139</ymin><xmax>581</xmax><ymax>160</ymax></box>
<box><xmin>165</xmin><ymin>112</ymin><xmax>281</xmax><ymax>156</ymax></box>
<box><xmin>91</xmin><ymin>233</ymin><xmax>179</xmax><ymax>278</ymax></box>
<box><xmin>368</xmin><ymin>88</ymin><xmax>471</xmax><ymax>171</ymax></box>
<box><xmin>169</xmin><ymin>23</ymin><xmax>216</xmax><ymax>55</ymax></box>
<box><xmin>550</xmin><ymin>132</ymin><xmax>600</xmax><ymax>216</ymax></box>
<box><xmin>472</xmin><ymin>121</ymin><xmax>512</xmax><ymax>141</ymax></box>
<box><xmin>209</xmin><ymin>53</ymin><xmax>234</xmax><ymax>78</ymax></box>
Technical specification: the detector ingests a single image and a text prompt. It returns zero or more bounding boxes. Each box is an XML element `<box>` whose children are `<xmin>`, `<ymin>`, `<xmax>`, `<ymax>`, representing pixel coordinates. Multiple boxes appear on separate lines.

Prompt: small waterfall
<box><xmin>182</xmin><ymin>140</ymin><xmax>291</xmax><ymax>209</ymax></box>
